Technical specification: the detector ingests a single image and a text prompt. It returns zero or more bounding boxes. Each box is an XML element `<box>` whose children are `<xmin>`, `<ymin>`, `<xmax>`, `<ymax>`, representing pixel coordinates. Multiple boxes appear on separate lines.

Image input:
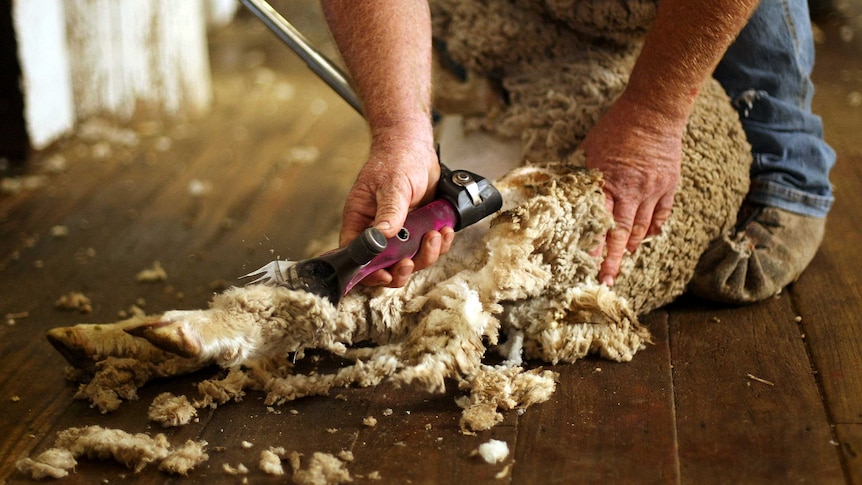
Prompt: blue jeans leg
<box><xmin>713</xmin><ymin>0</ymin><xmax>836</xmax><ymax>218</ymax></box>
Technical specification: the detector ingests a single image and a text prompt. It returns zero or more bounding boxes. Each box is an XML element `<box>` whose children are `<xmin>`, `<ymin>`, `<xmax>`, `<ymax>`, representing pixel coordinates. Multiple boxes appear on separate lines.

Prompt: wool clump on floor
<box><xmin>477</xmin><ymin>439</ymin><xmax>510</xmax><ymax>465</ymax></box>
<box><xmin>15</xmin><ymin>425</ymin><xmax>209</xmax><ymax>479</ymax></box>
<box><xmin>148</xmin><ymin>392</ymin><xmax>198</xmax><ymax>427</ymax></box>
<box><xmin>34</xmin><ymin>0</ymin><xmax>752</xmax><ymax>475</ymax></box>
<box><xmin>259</xmin><ymin>446</ymin><xmax>287</xmax><ymax>476</ymax></box>
<box><xmin>289</xmin><ymin>451</ymin><xmax>353</xmax><ymax>485</ymax></box>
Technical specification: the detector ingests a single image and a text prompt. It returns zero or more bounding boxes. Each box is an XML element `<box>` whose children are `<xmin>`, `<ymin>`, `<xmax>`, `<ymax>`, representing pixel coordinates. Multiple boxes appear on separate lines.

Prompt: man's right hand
<box><xmin>339</xmin><ymin>131</ymin><xmax>454</xmax><ymax>288</ymax></box>
<box><xmin>323</xmin><ymin>1</ymin><xmax>452</xmax><ymax>287</ymax></box>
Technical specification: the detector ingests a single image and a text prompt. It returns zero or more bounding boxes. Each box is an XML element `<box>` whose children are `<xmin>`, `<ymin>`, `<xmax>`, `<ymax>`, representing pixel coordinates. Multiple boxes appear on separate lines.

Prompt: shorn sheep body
<box><xmin>45</xmin><ymin>0</ymin><xmax>751</xmax><ymax>434</ymax></box>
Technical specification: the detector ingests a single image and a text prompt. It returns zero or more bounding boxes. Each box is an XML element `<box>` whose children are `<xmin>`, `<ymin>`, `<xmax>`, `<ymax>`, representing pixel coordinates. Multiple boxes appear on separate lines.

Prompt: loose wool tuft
<box><xmin>16</xmin><ymin>426</ymin><xmax>209</xmax><ymax>479</ymax></box>
<box><xmin>43</xmin><ymin>0</ymin><xmax>751</xmax><ymax>433</ymax></box>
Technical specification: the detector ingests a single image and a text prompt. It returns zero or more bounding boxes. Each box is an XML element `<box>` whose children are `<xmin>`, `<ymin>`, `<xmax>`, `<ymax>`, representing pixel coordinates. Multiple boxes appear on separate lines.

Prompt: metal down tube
<box><xmin>239</xmin><ymin>0</ymin><xmax>364</xmax><ymax>116</ymax></box>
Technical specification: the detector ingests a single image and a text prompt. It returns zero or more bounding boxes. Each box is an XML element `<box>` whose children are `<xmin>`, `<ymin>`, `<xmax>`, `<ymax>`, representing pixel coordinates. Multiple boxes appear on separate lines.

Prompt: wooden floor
<box><xmin>1</xmin><ymin>3</ymin><xmax>861</xmax><ymax>484</ymax></box>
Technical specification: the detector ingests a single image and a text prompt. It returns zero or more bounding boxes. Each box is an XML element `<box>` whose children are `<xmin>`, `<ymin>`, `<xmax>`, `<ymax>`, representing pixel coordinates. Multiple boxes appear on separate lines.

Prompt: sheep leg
<box><xmin>124</xmin><ymin>318</ymin><xmax>202</xmax><ymax>359</ymax></box>
<box><xmin>46</xmin><ymin>316</ymin><xmax>183</xmax><ymax>371</ymax></box>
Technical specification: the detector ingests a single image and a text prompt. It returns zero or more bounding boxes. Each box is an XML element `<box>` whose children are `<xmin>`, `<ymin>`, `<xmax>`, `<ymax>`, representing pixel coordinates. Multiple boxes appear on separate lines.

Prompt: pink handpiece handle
<box><xmin>343</xmin><ymin>199</ymin><xmax>458</xmax><ymax>294</ymax></box>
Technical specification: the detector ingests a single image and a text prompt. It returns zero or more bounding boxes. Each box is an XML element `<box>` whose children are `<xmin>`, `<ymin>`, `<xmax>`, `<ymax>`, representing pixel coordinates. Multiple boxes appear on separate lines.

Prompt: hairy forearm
<box><xmin>321</xmin><ymin>0</ymin><xmax>434</xmax><ymax>142</ymax></box>
<box><xmin>624</xmin><ymin>0</ymin><xmax>760</xmax><ymax>127</ymax></box>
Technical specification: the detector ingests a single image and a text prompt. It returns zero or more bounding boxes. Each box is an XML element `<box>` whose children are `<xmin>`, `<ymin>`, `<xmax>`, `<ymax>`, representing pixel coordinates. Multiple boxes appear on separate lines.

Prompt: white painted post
<box><xmin>11</xmin><ymin>0</ymin><xmax>75</xmax><ymax>150</ymax></box>
<box><xmin>206</xmin><ymin>0</ymin><xmax>240</xmax><ymax>28</ymax></box>
<box><xmin>10</xmin><ymin>0</ymin><xmax>226</xmax><ymax>152</ymax></box>
<box><xmin>64</xmin><ymin>0</ymin><xmax>213</xmax><ymax>120</ymax></box>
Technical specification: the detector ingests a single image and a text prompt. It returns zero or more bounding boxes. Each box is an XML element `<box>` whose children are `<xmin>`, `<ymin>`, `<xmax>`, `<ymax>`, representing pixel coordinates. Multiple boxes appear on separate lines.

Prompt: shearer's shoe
<box><xmin>688</xmin><ymin>204</ymin><xmax>826</xmax><ymax>304</ymax></box>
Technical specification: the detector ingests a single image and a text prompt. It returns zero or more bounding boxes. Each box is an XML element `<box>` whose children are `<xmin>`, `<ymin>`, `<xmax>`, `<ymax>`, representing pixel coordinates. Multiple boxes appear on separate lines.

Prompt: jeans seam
<box><xmin>779</xmin><ymin>0</ymin><xmax>811</xmax><ymax>105</ymax></box>
<box><xmin>749</xmin><ymin>179</ymin><xmax>834</xmax><ymax>213</ymax></box>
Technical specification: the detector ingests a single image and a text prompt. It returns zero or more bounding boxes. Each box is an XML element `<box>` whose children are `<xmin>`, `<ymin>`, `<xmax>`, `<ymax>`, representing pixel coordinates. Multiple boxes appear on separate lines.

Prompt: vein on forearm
<box><xmin>625</xmin><ymin>0</ymin><xmax>760</xmax><ymax>123</ymax></box>
<box><xmin>321</xmin><ymin>0</ymin><xmax>433</xmax><ymax>138</ymax></box>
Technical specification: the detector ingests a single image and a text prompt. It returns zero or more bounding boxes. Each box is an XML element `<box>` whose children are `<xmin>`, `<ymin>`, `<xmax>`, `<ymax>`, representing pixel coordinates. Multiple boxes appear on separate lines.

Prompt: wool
<box><xmin>68</xmin><ymin>355</ymin><xmax>204</xmax><ymax>413</ymax></box>
<box><xmin>457</xmin><ymin>365</ymin><xmax>558</xmax><ymax>432</ymax></box>
<box><xmin>53</xmin><ymin>426</ymin><xmax>171</xmax><ymax>472</ymax></box>
<box><xmin>16</xmin><ymin>427</ymin><xmax>209</xmax><ymax>479</ymax></box>
<box><xmin>158</xmin><ymin>440</ymin><xmax>210</xmax><ymax>476</ymax></box>
<box><xmin>148</xmin><ymin>392</ymin><xmax>198</xmax><ymax>427</ymax></box>
<box><xmin>260</xmin><ymin>447</ymin><xmax>287</xmax><ymax>476</ymax></box>
<box><xmin>15</xmin><ymin>449</ymin><xmax>77</xmax><ymax>479</ymax></box>
<box><xmin>536</xmin><ymin>0</ymin><xmax>657</xmax><ymax>44</ymax></box>
<box><xmin>477</xmin><ymin>439</ymin><xmax>510</xmax><ymax>464</ymax></box>
<box><xmin>290</xmin><ymin>451</ymin><xmax>353</xmax><ymax>485</ymax></box>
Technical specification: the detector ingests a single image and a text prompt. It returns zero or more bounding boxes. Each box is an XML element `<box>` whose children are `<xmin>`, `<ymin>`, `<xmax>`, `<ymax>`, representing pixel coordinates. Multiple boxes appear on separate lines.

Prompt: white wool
<box><xmin>290</xmin><ymin>452</ymin><xmax>352</xmax><ymax>485</ymax></box>
<box><xmin>54</xmin><ymin>426</ymin><xmax>171</xmax><ymax>472</ymax></box>
<box><xmin>157</xmin><ymin>286</ymin><xmax>343</xmax><ymax>367</ymax></box>
<box><xmin>135</xmin><ymin>260</ymin><xmax>167</xmax><ymax>282</ymax></box>
<box><xmin>478</xmin><ymin>439</ymin><xmax>509</xmax><ymax>464</ymax></box>
<box><xmin>50</xmin><ymin>166</ymin><xmax>643</xmax><ymax>430</ymax></box>
<box><xmin>223</xmin><ymin>462</ymin><xmax>249</xmax><ymax>475</ymax></box>
<box><xmin>498</xmin><ymin>329</ymin><xmax>525</xmax><ymax>366</ymax></box>
<box><xmin>18</xmin><ymin>425</ymin><xmax>209</xmax><ymax>478</ymax></box>
<box><xmin>457</xmin><ymin>365</ymin><xmax>557</xmax><ymax>431</ymax></box>
<box><xmin>158</xmin><ymin>440</ymin><xmax>209</xmax><ymax>475</ymax></box>
<box><xmin>260</xmin><ymin>447</ymin><xmax>286</xmax><ymax>475</ymax></box>
<box><xmin>15</xmin><ymin>448</ymin><xmax>76</xmax><ymax>479</ymax></box>
<box><xmin>148</xmin><ymin>392</ymin><xmax>197</xmax><ymax>427</ymax></box>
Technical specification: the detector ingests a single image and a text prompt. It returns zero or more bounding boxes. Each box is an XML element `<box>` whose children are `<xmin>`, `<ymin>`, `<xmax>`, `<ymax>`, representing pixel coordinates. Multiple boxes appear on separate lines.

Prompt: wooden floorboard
<box><xmin>836</xmin><ymin>424</ymin><xmax>862</xmax><ymax>483</ymax></box>
<box><xmin>793</xmin><ymin>189</ymin><xmax>862</xmax><ymax>426</ymax></box>
<box><xmin>670</xmin><ymin>295</ymin><xmax>845</xmax><ymax>483</ymax></box>
<box><xmin>351</xmin><ymin>382</ymin><xmax>517</xmax><ymax>484</ymax></box>
<box><xmin>799</xmin><ymin>6</ymin><xmax>862</xmax><ymax>482</ymax></box>
<box><xmin>1</xmin><ymin>1</ymin><xmax>860</xmax><ymax>483</ymax></box>
<box><xmin>511</xmin><ymin>312</ymin><xmax>678</xmax><ymax>484</ymax></box>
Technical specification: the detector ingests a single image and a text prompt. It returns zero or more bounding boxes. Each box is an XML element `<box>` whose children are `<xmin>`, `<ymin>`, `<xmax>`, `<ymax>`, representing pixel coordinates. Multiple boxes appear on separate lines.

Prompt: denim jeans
<box><xmin>714</xmin><ymin>0</ymin><xmax>836</xmax><ymax>218</ymax></box>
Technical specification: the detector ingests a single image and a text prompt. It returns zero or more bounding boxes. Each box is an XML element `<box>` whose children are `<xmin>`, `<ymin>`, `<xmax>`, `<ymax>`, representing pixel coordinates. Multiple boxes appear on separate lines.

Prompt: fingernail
<box><xmin>428</xmin><ymin>234</ymin><xmax>441</xmax><ymax>248</ymax></box>
<box><xmin>374</xmin><ymin>221</ymin><xmax>391</xmax><ymax>232</ymax></box>
<box><xmin>443</xmin><ymin>231</ymin><xmax>454</xmax><ymax>244</ymax></box>
<box><xmin>601</xmin><ymin>275</ymin><xmax>614</xmax><ymax>286</ymax></box>
<box><xmin>398</xmin><ymin>266</ymin><xmax>412</xmax><ymax>277</ymax></box>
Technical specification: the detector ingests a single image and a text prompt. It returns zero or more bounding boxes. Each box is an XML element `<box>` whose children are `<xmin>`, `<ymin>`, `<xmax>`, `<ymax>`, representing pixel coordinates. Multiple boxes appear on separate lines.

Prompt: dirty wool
<box><xmin>26</xmin><ymin>0</ymin><xmax>751</xmax><ymax>479</ymax></box>
<box><xmin>15</xmin><ymin>425</ymin><xmax>209</xmax><ymax>478</ymax></box>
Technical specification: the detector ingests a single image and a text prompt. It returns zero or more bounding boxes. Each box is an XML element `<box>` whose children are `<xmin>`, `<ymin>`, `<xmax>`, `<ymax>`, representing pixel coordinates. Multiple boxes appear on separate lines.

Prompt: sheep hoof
<box><xmin>46</xmin><ymin>327</ymin><xmax>96</xmax><ymax>371</ymax></box>
<box><xmin>125</xmin><ymin>320</ymin><xmax>201</xmax><ymax>359</ymax></box>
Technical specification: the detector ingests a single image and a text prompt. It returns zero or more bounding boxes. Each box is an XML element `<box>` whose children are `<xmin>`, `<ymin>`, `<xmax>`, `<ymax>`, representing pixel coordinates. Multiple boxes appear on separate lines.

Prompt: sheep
<box><xmin>45</xmin><ymin>0</ymin><xmax>751</xmax><ymax>432</ymax></box>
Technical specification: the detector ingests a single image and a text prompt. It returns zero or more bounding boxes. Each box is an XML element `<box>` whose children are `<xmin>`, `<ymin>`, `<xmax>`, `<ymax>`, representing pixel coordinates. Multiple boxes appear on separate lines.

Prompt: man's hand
<box><xmin>580</xmin><ymin>0</ymin><xmax>759</xmax><ymax>286</ymax></box>
<box><xmin>582</xmin><ymin>95</ymin><xmax>683</xmax><ymax>286</ymax></box>
<box><xmin>339</xmin><ymin>132</ymin><xmax>454</xmax><ymax>288</ymax></box>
